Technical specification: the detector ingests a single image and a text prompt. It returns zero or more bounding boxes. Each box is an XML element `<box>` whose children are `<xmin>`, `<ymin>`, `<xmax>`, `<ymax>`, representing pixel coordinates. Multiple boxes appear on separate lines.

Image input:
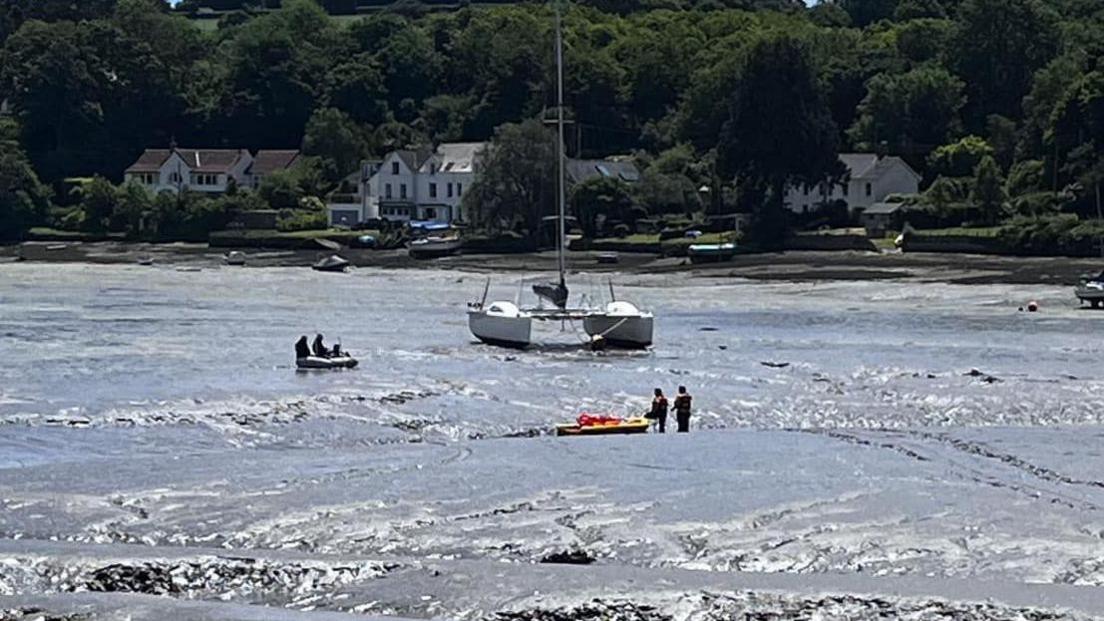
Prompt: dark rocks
<box><xmin>85</xmin><ymin>563</ymin><xmax>176</xmax><ymax>595</ymax></box>
<box><xmin>965</xmin><ymin>369</ymin><xmax>1003</xmax><ymax>384</ymax></box>
<box><xmin>539</xmin><ymin>549</ymin><xmax>595</xmax><ymax>565</ymax></box>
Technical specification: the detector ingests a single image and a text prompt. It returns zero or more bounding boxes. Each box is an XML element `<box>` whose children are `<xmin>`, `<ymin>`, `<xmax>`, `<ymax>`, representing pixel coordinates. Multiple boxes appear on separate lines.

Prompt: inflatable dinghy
<box><xmin>296</xmin><ymin>355</ymin><xmax>358</xmax><ymax>369</ymax></box>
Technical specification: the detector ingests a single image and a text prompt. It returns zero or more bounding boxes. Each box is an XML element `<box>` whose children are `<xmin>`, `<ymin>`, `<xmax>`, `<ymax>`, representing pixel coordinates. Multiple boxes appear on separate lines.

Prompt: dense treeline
<box><xmin>0</xmin><ymin>0</ymin><xmax>1102</xmax><ymax>245</ymax></box>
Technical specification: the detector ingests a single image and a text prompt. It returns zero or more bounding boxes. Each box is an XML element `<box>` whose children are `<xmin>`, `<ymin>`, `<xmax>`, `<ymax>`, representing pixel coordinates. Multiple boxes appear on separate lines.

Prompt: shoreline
<box><xmin>3</xmin><ymin>240</ymin><xmax>1102</xmax><ymax>286</ymax></box>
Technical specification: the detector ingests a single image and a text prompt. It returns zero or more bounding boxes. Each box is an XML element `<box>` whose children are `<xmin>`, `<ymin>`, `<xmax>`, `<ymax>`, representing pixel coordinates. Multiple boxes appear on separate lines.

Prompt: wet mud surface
<box><xmin>4</xmin><ymin>264</ymin><xmax>1104</xmax><ymax>619</ymax></box>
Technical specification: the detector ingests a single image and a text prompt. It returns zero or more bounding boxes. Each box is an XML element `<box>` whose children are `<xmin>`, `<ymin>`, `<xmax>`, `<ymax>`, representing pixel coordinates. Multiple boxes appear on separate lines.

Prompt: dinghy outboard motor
<box><xmin>533</xmin><ymin>281</ymin><xmax>569</xmax><ymax>309</ymax></box>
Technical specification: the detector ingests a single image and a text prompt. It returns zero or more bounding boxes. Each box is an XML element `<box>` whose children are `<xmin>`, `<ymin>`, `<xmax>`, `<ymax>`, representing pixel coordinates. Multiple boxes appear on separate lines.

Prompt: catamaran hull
<box><xmin>468</xmin><ymin>310</ymin><xmax>532</xmax><ymax>348</ymax></box>
<box><xmin>584</xmin><ymin>314</ymin><xmax>653</xmax><ymax>348</ymax></box>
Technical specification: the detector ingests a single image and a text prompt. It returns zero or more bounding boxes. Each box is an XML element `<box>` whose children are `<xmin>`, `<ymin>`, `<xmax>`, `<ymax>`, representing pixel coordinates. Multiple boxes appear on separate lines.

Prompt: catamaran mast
<box><xmin>555</xmin><ymin>1</ymin><xmax>566</xmax><ymax>288</ymax></box>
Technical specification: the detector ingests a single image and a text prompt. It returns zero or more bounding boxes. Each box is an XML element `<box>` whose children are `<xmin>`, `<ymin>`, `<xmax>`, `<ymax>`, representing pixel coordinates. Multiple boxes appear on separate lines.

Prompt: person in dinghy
<box><xmin>296</xmin><ymin>334</ymin><xmax>358</xmax><ymax>369</ymax></box>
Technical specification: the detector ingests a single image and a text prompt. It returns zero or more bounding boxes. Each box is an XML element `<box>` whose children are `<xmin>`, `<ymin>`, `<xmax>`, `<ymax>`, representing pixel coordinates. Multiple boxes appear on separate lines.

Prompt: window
<box><xmin>392</xmin><ymin>161</ymin><xmax>400</xmax><ymax>175</ymax></box>
<box><xmin>865</xmin><ymin>183</ymin><xmax>872</xmax><ymax>197</ymax></box>
<box><xmin>385</xmin><ymin>183</ymin><xmax>392</xmax><ymax>199</ymax></box>
<box><xmin>400</xmin><ymin>184</ymin><xmax>407</xmax><ymax>199</ymax></box>
<box><xmin>424</xmin><ymin>207</ymin><xmax>437</xmax><ymax>220</ymax></box>
<box><xmin>429</xmin><ymin>183</ymin><xmax>437</xmax><ymax>198</ymax></box>
<box><xmin>457</xmin><ymin>183</ymin><xmax>462</xmax><ymax>195</ymax></box>
<box><xmin>447</xmin><ymin>183</ymin><xmax>453</xmax><ymax>198</ymax></box>
<box><xmin>170</xmin><ymin>172</ymin><xmax>181</xmax><ymax>184</ymax></box>
<box><xmin>803</xmin><ymin>186</ymin><xmax>809</xmax><ymax>196</ymax></box>
<box><xmin>138</xmin><ymin>173</ymin><xmax>156</xmax><ymax>185</ymax></box>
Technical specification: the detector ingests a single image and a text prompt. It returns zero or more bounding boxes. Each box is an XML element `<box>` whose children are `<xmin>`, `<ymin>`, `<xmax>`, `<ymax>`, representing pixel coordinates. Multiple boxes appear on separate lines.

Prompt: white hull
<box><xmin>468</xmin><ymin>306</ymin><xmax>532</xmax><ymax>348</ymax></box>
<box><xmin>584</xmin><ymin>313</ymin><xmax>653</xmax><ymax>348</ymax></box>
<box><xmin>409</xmin><ymin>237</ymin><xmax>462</xmax><ymax>259</ymax></box>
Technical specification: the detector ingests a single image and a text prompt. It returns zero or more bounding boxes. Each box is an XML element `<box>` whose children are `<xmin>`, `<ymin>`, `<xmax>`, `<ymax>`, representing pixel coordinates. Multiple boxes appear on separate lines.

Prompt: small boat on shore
<box><xmin>312</xmin><ymin>254</ymin><xmax>350</xmax><ymax>273</ymax></box>
<box><xmin>296</xmin><ymin>355</ymin><xmax>358</xmax><ymax>369</ymax></box>
<box><xmin>137</xmin><ymin>256</ymin><xmax>154</xmax><ymax>266</ymax></box>
<box><xmin>409</xmin><ymin>235</ymin><xmax>462</xmax><ymax>259</ymax></box>
<box><xmin>596</xmin><ymin>252</ymin><xmax>620</xmax><ymax>265</ymax></box>
<box><xmin>224</xmin><ymin>251</ymin><xmax>247</xmax><ymax>266</ymax></box>
<box><xmin>1076</xmin><ymin>272</ymin><xmax>1104</xmax><ymax>308</ymax></box>
<box><xmin>688</xmin><ymin>242</ymin><xmax>738</xmax><ymax>264</ymax></box>
<box><xmin>556</xmin><ymin>414</ymin><xmax>651</xmax><ymax>437</ymax></box>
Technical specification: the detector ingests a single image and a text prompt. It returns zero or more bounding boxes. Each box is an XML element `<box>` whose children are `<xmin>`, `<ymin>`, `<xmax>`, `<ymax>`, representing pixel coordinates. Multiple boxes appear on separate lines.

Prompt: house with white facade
<box><xmin>124</xmin><ymin>147</ymin><xmax>301</xmax><ymax>194</ymax></box>
<box><xmin>328</xmin><ymin>142</ymin><xmax>486</xmax><ymax>227</ymax></box>
<box><xmin>327</xmin><ymin>161</ymin><xmax>381</xmax><ymax>228</ymax></box>
<box><xmin>785</xmin><ymin>154</ymin><xmax>921</xmax><ymax>214</ymax></box>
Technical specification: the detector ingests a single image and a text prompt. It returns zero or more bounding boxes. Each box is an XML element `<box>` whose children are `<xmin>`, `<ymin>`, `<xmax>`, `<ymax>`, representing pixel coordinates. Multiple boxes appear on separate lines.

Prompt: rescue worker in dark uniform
<box><xmin>673</xmin><ymin>385</ymin><xmax>692</xmax><ymax>433</ymax></box>
<box><xmin>295</xmin><ymin>335</ymin><xmax>311</xmax><ymax>359</ymax></box>
<box><xmin>312</xmin><ymin>333</ymin><xmax>330</xmax><ymax>358</ymax></box>
<box><xmin>648</xmin><ymin>388</ymin><xmax>669</xmax><ymax>433</ymax></box>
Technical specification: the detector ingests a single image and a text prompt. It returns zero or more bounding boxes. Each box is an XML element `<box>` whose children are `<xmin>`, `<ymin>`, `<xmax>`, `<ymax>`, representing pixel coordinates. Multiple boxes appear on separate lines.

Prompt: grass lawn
<box><xmin>911</xmin><ymin>226</ymin><xmax>1003</xmax><ymax>238</ymax></box>
<box><xmin>25</xmin><ymin>227</ymin><xmax>126</xmax><ymax>242</ymax></box>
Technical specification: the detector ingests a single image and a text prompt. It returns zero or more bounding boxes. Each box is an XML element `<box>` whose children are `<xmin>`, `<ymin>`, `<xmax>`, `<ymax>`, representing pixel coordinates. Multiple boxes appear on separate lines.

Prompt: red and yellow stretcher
<box><xmin>555</xmin><ymin>413</ymin><xmax>651</xmax><ymax>437</ymax></box>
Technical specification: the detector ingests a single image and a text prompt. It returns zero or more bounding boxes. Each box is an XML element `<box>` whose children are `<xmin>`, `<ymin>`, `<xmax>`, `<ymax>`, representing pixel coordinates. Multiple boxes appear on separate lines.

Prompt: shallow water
<box><xmin>2</xmin><ymin>263</ymin><xmax>1104</xmax><ymax>438</ymax></box>
<box><xmin>4</xmin><ymin>263</ymin><xmax>1104</xmax><ymax>619</ymax></box>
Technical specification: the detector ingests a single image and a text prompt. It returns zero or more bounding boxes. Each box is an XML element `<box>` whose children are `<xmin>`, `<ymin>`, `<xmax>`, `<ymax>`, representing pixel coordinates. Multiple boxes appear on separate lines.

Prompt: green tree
<box><xmin>320</xmin><ymin>54</ymin><xmax>389</xmax><ymax>127</ymax></box>
<box><xmin>0</xmin><ymin>120</ymin><xmax>50</xmax><ymax>239</ymax></box>
<box><xmin>571</xmin><ymin>176</ymin><xmax>635</xmax><ymax>238</ymax></box>
<box><xmin>463</xmin><ymin>119</ymin><xmax>556</xmax><ymax>237</ymax></box>
<box><xmin>848</xmin><ymin>66</ymin><xmax>965</xmax><ymax>154</ymax></box>
<box><xmin>838</xmin><ymin>0</ymin><xmax>899</xmax><ymax>26</ymax></box>
<box><xmin>77</xmin><ymin>176</ymin><xmax>118</xmax><ymax>232</ymax></box>
<box><xmin>717</xmin><ymin>33</ymin><xmax>842</xmax><ymax>246</ymax></box>
<box><xmin>302</xmin><ymin>107</ymin><xmax>369</xmax><ymax>186</ymax></box>
<box><xmin>893</xmin><ymin>0</ymin><xmax>946</xmax><ymax>20</ymax></box>
<box><xmin>111</xmin><ymin>181</ymin><xmax>154</xmax><ymax>236</ymax></box>
<box><xmin>951</xmin><ymin>0</ymin><xmax>1059</xmax><ymax>127</ymax></box>
<box><xmin>971</xmin><ymin>154</ymin><xmax>1006</xmax><ymax>224</ymax></box>
<box><xmin>927</xmin><ymin>135</ymin><xmax>993</xmax><ymax>177</ymax></box>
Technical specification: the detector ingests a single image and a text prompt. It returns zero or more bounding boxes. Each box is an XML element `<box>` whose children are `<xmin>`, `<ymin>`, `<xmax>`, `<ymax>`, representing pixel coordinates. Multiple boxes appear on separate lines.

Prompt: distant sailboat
<box><xmin>466</xmin><ymin>3</ymin><xmax>653</xmax><ymax>349</ymax></box>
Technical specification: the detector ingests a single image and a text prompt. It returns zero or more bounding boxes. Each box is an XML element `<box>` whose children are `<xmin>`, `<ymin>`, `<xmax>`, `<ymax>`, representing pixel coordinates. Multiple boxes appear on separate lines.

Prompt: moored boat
<box><xmin>688</xmin><ymin>242</ymin><xmax>738</xmax><ymax>264</ymax></box>
<box><xmin>1076</xmin><ymin>271</ymin><xmax>1104</xmax><ymax>308</ymax></box>
<box><xmin>409</xmin><ymin>235</ymin><xmax>462</xmax><ymax>259</ymax></box>
<box><xmin>224</xmin><ymin>251</ymin><xmax>247</xmax><ymax>266</ymax></box>
<box><xmin>583</xmin><ymin>301</ymin><xmax>654</xmax><ymax>349</ymax></box>
<box><xmin>312</xmin><ymin>254</ymin><xmax>350</xmax><ymax>272</ymax></box>
<box><xmin>468</xmin><ymin>300</ymin><xmax>532</xmax><ymax>348</ymax></box>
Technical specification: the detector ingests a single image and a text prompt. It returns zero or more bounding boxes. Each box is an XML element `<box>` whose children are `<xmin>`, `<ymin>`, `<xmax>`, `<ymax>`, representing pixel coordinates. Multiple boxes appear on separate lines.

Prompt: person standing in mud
<box><xmin>673</xmin><ymin>386</ymin><xmax>692</xmax><ymax>433</ymax></box>
<box><xmin>648</xmin><ymin>388</ymin><xmax>669</xmax><ymax>433</ymax></box>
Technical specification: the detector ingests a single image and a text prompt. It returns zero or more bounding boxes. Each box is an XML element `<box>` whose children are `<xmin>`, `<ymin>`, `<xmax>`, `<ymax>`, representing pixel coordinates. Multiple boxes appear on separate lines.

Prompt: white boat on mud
<box><xmin>465</xmin><ymin>9</ymin><xmax>653</xmax><ymax>351</ymax></box>
<box><xmin>1076</xmin><ymin>271</ymin><xmax>1104</xmax><ymax>308</ymax></box>
<box><xmin>409</xmin><ymin>235</ymin><xmax>462</xmax><ymax>259</ymax></box>
<box><xmin>224</xmin><ymin>251</ymin><xmax>247</xmax><ymax>266</ymax></box>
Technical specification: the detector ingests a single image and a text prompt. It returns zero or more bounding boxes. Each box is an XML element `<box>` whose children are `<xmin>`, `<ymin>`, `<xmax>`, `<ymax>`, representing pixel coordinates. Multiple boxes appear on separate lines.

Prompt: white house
<box><xmin>327</xmin><ymin>161</ymin><xmax>381</xmax><ymax>228</ymax></box>
<box><xmin>125</xmin><ymin>148</ymin><xmax>301</xmax><ymax>195</ymax></box>
<box><xmin>329</xmin><ymin>142</ymin><xmax>486</xmax><ymax>226</ymax></box>
<box><xmin>375</xmin><ymin>142</ymin><xmax>485</xmax><ymax>224</ymax></box>
<box><xmin>125</xmin><ymin>148</ymin><xmax>254</xmax><ymax>194</ymax></box>
<box><xmin>785</xmin><ymin>154</ymin><xmax>921</xmax><ymax>214</ymax></box>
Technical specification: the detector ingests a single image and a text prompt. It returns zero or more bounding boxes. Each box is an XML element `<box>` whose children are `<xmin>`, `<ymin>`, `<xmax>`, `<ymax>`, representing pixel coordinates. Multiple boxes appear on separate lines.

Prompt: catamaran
<box><xmin>466</xmin><ymin>3</ymin><xmax>653</xmax><ymax>350</ymax></box>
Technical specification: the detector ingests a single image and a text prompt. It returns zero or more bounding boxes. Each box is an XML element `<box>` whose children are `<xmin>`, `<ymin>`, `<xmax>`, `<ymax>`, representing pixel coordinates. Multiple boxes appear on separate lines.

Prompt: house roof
<box><xmin>125</xmin><ymin>148</ymin><xmax>248</xmax><ymax>174</ymax></box>
<box><xmin>839</xmin><ymin>153</ymin><xmax>921</xmax><ymax>181</ymax></box>
<box><xmin>565</xmin><ymin>158</ymin><xmax>641</xmax><ymax>185</ymax></box>
<box><xmin>421</xmin><ymin>142</ymin><xmax>486</xmax><ymax>174</ymax></box>
<box><xmin>393</xmin><ymin>148</ymin><xmax>434</xmax><ymax>172</ymax></box>
<box><xmin>249</xmin><ymin>150</ymin><xmax>300</xmax><ymax>175</ymax></box>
